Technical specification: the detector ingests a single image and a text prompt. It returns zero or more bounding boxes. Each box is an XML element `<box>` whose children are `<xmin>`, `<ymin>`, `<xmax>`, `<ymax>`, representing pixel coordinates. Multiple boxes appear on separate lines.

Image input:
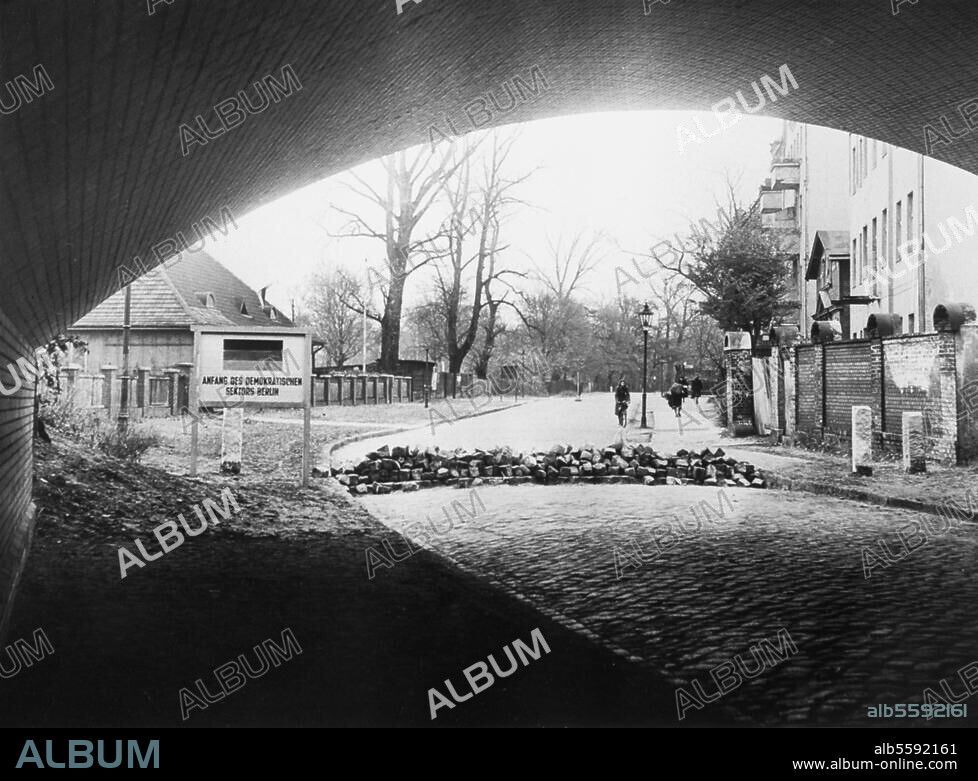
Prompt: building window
<box><xmin>851</xmin><ymin>146</ymin><xmax>857</xmax><ymax>193</ymax></box>
<box><xmin>861</xmin><ymin>225</ymin><xmax>869</xmax><ymax>287</ymax></box>
<box><xmin>908</xmin><ymin>313</ymin><xmax>915</xmax><ymax>334</ymax></box>
<box><xmin>881</xmin><ymin>207</ymin><xmax>888</xmax><ymax>276</ymax></box>
<box><xmin>196</xmin><ymin>292</ymin><xmax>216</xmax><ymax>308</ymax></box>
<box><xmin>882</xmin><ymin>143</ymin><xmax>888</xmax><ymax>157</ymax></box>
<box><xmin>907</xmin><ymin>191</ymin><xmax>915</xmax><ymax>258</ymax></box>
<box><xmin>234</xmin><ymin>296</ymin><xmax>252</xmax><ymax>317</ymax></box>
<box><xmin>895</xmin><ymin>201</ymin><xmax>902</xmax><ymax>262</ymax></box>
<box><xmin>852</xmin><ymin>238</ymin><xmax>858</xmax><ymax>287</ymax></box>
<box><xmin>871</xmin><ymin>217</ymin><xmax>878</xmax><ymax>287</ymax></box>
<box><xmin>872</xmin><ymin>139</ymin><xmax>877</xmax><ymax>169</ymax></box>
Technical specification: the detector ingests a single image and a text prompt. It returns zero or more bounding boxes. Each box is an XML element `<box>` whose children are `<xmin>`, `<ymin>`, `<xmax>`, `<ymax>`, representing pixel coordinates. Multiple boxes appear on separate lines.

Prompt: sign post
<box><xmin>190</xmin><ymin>333</ymin><xmax>200</xmax><ymax>477</ymax></box>
<box><xmin>189</xmin><ymin>326</ymin><xmax>312</xmax><ymax>485</ymax></box>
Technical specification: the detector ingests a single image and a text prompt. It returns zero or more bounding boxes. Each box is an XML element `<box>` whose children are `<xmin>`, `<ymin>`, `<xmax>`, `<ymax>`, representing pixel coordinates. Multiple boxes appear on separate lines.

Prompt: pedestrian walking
<box><xmin>690</xmin><ymin>376</ymin><xmax>703</xmax><ymax>406</ymax></box>
<box><xmin>667</xmin><ymin>380</ymin><xmax>686</xmax><ymax>418</ymax></box>
<box><xmin>614</xmin><ymin>378</ymin><xmax>631</xmax><ymax>427</ymax></box>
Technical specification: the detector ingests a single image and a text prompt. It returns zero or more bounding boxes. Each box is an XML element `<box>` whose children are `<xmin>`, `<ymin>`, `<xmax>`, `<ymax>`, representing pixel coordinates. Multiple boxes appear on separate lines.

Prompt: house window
<box><xmin>872</xmin><ymin>139</ymin><xmax>877</xmax><ymax>169</ymax></box>
<box><xmin>196</xmin><ymin>292</ymin><xmax>216</xmax><ymax>308</ymax></box>
<box><xmin>851</xmin><ymin>146</ymin><xmax>857</xmax><ymax>193</ymax></box>
<box><xmin>852</xmin><ymin>238</ymin><xmax>858</xmax><ymax>287</ymax></box>
<box><xmin>908</xmin><ymin>313</ymin><xmax>915</xmax><ymax>334</ymax></box>
<box><xmin>895</xmin><ymin>201</ymin><xmax>903</xmax><ymax>262</ymax></box>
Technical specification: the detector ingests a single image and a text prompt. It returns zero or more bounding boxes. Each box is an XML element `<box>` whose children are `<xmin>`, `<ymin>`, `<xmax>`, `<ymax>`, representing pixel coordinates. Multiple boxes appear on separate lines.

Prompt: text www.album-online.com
<box><xmin>791</xmin><ymin>744</ymin><xmax>958</xmax><ymax>771</ymax></box>
<box><xmin>791</xmin><ymin>759</ymin><xmax>958</xmax><ymax>771</ymax></box>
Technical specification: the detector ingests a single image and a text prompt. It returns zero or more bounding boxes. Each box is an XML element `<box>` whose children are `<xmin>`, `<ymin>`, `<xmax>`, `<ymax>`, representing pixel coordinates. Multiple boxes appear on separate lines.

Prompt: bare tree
<box><xmin>403</xmin><ymin>298</ymin><xmax>452</xmax><ymax>365</ymax></box>
<box><xmin>518</xmin><ymin>230</ymin><xmax>606</xmax><ymax>378</ymax></box>
<box><xmin>427</xmin><ymin>132</ymin><xmax>531</xmax><ymax>392</ymax></box>
<box><xmin>302</xmin><ymin>267</ymin><xmax>368</xmax><ymax>368</ymax></box>
<box><xmin>329</xmin><ymin>142</ymin><xmax>478</xmax><ymax>372</ymax></box>
<box><xmin>644</xmin><ymin>273</ymin><xmax>701</xmax><ymax>391</ymax></box>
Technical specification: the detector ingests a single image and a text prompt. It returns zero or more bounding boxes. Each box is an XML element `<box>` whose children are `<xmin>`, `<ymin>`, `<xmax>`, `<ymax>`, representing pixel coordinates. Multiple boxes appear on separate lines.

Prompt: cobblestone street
<box><xmin>362</xmin><ymin>475</ymin><xmax>978</xmax><ymax>726</ymax></box>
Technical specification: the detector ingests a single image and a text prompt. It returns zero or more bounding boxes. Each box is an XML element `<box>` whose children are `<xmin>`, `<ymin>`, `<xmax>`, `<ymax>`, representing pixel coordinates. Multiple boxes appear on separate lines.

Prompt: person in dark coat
<box><xmin>667</xmin><ymin>380</ymin><xmax>686</xmax><ymax>418</ymax></box>
<box><xmin>614</xmin><ymin>378</ymin><xmax>631</xmax><ymax>427</ymax></box>
<box><xmin>690</xmin><ymin>376</ymin><xmax>703</xmax><ymax>405</ymax></box>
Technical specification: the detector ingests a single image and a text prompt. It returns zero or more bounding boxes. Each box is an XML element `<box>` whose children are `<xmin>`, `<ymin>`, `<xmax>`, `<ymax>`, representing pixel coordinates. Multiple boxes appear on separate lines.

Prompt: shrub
<box><xmin>39</xmin><ymin>394</ymin><xmax>101</xmax><ymax>447</ymax></box>
<box><xmin>96</xmin><ymin>425</ymin><xmax>160</xmax><ymax>463</ymax></box>
<box><xmin>39</xmin><ymin>395</ymin><xmax>159</xmax><ymax>462</ymax></box>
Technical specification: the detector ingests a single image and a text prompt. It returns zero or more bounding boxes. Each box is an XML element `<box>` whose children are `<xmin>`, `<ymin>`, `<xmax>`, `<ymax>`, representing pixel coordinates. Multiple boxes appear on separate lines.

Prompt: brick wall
<box><xmin>880</xmin><ymin>334</ymin><xmax>955</xmax><ymax>461</ymax></box>
<box><xmin>795</xmin><ymin>344</ymin><xmax>820</xmax><ymax>431</ymax></box>
<box><xmin>823</xmin><ymin>341</ymin><xmax>875</xmax><ymax>436</ymax></box>
<box><xmin>0</xmin><ymin>307</ymin><xmax>36</xmax><ymax>640</ymax></box>
<box><xmin>792</xmin><ymin>332</ymin><xmax>961</xmax><ymax>464</ymax></box>
<box><xmin>957</xmin><ymin>324</ymin><xmax>978</xmax><ymax>461</ymax></box>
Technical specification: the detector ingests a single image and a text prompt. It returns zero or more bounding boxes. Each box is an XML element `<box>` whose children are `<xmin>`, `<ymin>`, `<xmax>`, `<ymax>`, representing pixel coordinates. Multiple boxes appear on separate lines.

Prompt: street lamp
<box><xmin>424</xmin><ymin>345</ymin><xmax>430</xmax><ymax>408</ymax></box>
<box><xmin>639</xmin><ymin>302</ymin><xmax>655</xmax><ymax>429</ymax></box>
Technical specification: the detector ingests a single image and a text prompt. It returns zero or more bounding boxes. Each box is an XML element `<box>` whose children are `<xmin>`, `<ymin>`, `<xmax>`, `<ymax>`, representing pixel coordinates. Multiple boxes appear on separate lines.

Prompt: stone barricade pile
<box><xmin>331</xmin><ymin>443</ymin><xmax>767</xmax><ymax>495</ymax></box>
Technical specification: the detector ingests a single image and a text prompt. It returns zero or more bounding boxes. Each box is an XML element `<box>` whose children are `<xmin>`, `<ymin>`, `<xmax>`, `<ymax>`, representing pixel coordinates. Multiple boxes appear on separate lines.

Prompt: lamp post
<box><xmin>639</xmin><ymin>302</ymin><xmax>655</xmax><ymax>429</ymax></box>
<box><xmin>424</xmin><ymin>345</ymin><xmax>430</xmax><ymax>408</ymax></box>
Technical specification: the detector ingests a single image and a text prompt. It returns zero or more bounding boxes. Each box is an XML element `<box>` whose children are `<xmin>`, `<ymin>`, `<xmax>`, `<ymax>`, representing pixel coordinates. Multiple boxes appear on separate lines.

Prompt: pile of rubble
<box><xmin>330</xmin><ymin>443</ymin><xmax>768</xmax><ymax>495</ymax></box>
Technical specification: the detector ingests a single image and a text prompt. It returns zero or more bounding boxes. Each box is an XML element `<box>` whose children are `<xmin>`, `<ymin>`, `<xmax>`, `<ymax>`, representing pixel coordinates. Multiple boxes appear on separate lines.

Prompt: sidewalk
<box><xmin>724</xmin><ymin>441</ymin><xmax>978</xmax><ymax>518</ymax></box>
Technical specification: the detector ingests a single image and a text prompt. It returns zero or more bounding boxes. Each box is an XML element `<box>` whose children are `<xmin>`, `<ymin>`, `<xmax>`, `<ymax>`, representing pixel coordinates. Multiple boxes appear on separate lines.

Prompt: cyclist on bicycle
<box><xmin>614</xmin><ymin>378</ymin><xmax>631</xmax><ymax>427</ymax></box>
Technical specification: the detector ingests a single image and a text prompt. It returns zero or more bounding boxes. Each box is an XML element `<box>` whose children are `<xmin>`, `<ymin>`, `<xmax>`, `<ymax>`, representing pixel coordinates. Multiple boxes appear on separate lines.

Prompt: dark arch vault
<box><xmin>1</xmin><ymin>0</ymin><xmax>977</xmax><ymax>629</ymax></box>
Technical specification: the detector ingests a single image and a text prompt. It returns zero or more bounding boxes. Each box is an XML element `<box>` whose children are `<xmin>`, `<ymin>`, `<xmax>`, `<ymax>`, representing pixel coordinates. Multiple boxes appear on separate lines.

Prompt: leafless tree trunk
<box><xmin>302</xmin><ymin>268</ymin><xmax>368</xmax><ymax>367</ymax></box>
<box><xmin>518</xmin><ymin>230</ymin><xmax>606</xmax><ymax>377</ymax></box>
<box><xmin>330</xmin><ymin>143</ymin><xmax>476</xmax><ymax>372</ymax></box>
<box><xmin>427</xmin><ymin>131</ymin><xmax>531</xmax><ymax>394</ymax></box>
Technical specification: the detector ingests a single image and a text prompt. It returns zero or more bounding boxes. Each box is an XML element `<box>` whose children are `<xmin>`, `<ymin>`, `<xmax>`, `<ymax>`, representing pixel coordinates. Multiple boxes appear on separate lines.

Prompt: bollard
<box><xmin>902</xmin><ymin>411</ymin><xmax>926</xmax><ymax>474</ymax></box>
<box><xmin>851</xmin><ymin>405</ymin><xmax>873</xmax><ymax>475</ymax></box>
<box><xmin>220</xmin><ymin>407</ymin><xmax>244</xmax><ymax>474</ymax></box>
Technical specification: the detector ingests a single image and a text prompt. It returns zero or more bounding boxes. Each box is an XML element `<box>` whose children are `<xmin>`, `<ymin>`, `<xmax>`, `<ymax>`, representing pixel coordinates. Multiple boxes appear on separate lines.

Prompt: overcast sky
<box><xmin>207</xmin><ymin>110</ymin><xmax>788</xmax><ymax>314</ymax></box>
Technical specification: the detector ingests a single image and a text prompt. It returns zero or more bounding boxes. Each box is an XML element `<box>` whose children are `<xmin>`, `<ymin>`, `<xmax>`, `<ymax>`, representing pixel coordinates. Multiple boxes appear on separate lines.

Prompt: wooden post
<box><xmin>301</xmin><ymin>331</ymin><xmax>312</xmax><ymax>487</ymax></box>
<box><xmin>190</xmin><ymin>333</ymin><xmax>200</xmax><ymax>477</ymax></box>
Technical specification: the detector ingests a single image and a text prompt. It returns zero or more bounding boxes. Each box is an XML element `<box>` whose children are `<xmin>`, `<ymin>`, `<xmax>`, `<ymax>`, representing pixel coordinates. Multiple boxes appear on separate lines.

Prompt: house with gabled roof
<box><xmin>69</xmin><ymin>251</ymin><xmax>292</xmax><ymax>372</ymax></box>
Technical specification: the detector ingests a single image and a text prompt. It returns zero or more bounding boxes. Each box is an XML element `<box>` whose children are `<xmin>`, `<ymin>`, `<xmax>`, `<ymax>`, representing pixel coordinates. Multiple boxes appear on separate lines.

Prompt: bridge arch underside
<box><xmin>1</xmin><ymin>0</ymin><xmax>978</xmax><ymax>628</ymax></box>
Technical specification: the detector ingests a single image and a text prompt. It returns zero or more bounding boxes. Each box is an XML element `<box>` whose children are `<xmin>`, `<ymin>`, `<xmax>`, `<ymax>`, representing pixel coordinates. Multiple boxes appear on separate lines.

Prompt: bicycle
<box><xmin>616</xmin><ymin>400</ymin><xmax>628</xmax><ymax>427</ymax></box>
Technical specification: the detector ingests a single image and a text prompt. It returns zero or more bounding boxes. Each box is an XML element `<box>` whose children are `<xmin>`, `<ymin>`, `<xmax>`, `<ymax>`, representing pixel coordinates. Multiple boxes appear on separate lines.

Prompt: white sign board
<box><xmin>194</xmin><ymin>327</ymin><xmax>310</xmax><ymax>409</ymax></box>
<box><xmin>190</xmin><ymin>326</ymin><xmax>312</xmax><ymax>485</ymax></box>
